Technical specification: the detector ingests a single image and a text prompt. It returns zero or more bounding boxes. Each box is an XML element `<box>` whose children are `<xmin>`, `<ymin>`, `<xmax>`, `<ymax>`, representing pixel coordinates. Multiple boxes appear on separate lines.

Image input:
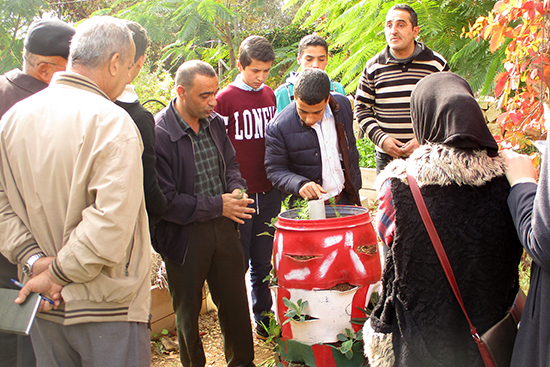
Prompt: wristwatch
<box><xmin>22</xmin><ymin>253</ymin><xmax>45</xmax><ymax>277</ymax></box>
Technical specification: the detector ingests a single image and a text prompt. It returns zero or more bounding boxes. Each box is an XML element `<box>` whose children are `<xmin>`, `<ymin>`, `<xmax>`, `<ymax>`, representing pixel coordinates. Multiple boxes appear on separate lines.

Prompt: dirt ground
<box><xmin>150</xmin><ymin>310</ymin><xmax>276</xmax><ymax>367</ymax></box>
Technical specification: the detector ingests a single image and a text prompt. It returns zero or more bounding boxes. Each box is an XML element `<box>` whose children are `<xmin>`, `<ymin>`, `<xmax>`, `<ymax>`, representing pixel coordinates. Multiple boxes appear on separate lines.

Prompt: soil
<box><xmin>150</xmin><ymin>310</ymin><xmax>276</xmax><ymax>367</ymax></box>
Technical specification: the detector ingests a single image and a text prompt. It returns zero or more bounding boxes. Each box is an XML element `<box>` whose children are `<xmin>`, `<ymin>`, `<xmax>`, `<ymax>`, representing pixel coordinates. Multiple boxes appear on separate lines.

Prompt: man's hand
<box><xmin>400</xmin><ymin>137</ymin><xmax>420</xmax><ymax>157</ymax></box>
<box><xmin>501</xmin><ymin>149</ymin><xmax>537</xmax><ymax>186</ymax></box>
<box><xmin>299</xmin><ymin>182</ymin><xmax>327</xmax><ymax>200</ymax></box>
<box><xmin>31</xmin><ymin>256</ymin><xmax>55</xmax><ymax>278</ymax></box>
<box><xmin>15</xmin><ymin>270</ymin><xmax>63</xmax><ymax>312</ymax></box>
<box><xmin>222</xmin><ymin>189</ymin><xmax>255</xmax><ymax>224</ymax></box>
<box><xmin>381</xmin><ymin>136</ymin><xmax>404</xmax><ymax>158</ymax></box>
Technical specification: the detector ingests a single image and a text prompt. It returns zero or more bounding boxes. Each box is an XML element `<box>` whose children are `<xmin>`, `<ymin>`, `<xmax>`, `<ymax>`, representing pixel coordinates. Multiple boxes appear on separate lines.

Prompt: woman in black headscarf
<box><xmin>363</xmin><ymin>72</ymin><xmax>523</xmax><ymax>367</ymax></box>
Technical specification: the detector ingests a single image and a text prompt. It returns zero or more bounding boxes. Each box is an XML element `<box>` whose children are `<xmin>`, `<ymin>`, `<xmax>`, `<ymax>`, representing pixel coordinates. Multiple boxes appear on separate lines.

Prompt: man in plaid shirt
<box><xmin>153</xmin><ymin>60</ymin><xmax>257</xmax><ymax>367</ymax></box>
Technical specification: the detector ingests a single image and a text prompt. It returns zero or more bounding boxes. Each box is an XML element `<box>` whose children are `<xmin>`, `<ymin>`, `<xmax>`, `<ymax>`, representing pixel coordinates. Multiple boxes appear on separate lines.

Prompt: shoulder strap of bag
<box><xmin>406</xmin><ymin>170</ymin><xmax>497</xmax><ymax>367</ymax></box>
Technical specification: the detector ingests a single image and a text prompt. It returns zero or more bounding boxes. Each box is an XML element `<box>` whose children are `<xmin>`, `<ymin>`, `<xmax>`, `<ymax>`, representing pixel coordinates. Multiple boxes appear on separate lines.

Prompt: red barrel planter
<box><xmin>272</xmin><ymin>205</ymin><xmax>382</xmax><ymax>357</ymax></box>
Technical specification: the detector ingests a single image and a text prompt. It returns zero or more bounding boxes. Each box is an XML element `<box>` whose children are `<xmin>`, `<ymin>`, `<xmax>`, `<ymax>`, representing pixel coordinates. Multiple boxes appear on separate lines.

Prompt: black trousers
<box><xmin>164</xmin><ymin>217</ymin><xmax>255</xmax><ymax>367</ymax></box>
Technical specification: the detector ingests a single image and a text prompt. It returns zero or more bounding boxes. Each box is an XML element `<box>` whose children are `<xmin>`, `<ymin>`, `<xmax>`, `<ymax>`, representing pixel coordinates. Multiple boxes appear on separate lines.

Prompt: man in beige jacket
<box><xmin>0</xmin><ymin>16</ymin><xmax>151</xmax><ymax>367</ymax></box>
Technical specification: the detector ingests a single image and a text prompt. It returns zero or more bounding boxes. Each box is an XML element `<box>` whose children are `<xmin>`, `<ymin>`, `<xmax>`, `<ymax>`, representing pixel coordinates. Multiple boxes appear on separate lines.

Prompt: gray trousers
<box><xmin>30</xmin><ymin>318</ymin><xmax>150</xmax><ymax>367</ymax></box>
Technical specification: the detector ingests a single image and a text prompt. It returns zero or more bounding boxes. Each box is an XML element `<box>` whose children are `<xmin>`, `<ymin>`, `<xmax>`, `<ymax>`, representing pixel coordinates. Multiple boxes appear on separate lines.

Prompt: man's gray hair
<box><xmin>69</xmin><ymin>16</ymin><xmax>133</xmax><ymax>69</ymax></box>
<box><xmin>22</xmin><ymin>49</ymin><xmax>45</xmax><ymax>72</ymax></box>
<box><xmin>175</xmin><ymin>60</ymin><xmax>216</xmax><ymax>90</ymax></box>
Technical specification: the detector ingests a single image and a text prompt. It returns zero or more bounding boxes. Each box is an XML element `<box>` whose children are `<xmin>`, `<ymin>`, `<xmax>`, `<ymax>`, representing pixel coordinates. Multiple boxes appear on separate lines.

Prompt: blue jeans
<box><xmin>239</xmin><ymin>188</ymin><xmax>281</xmax><ymax>327</ymax></box>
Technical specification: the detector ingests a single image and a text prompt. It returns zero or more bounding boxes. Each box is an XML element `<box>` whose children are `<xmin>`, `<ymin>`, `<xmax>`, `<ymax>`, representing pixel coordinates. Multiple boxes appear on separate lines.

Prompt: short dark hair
<box><xmin>175</xmin><ymin>60</ymin><xmax>217</xmax><ymax>90</ymax></box>
<box><xmin>298</xmin><ymin>34</ymin><xmax>328</xmax><ymax>57</ymax></box>
<box><xmin>294</xmin><ymin>68</ymin><xmax>330</xmax><ymax>105</ymax></box>
<box><xmin>238</xmin><ymin>35</ymin><xmax>275</xmax><ymax>68</ymax></box>
<box><xmin>389</xmin><ymin>4</ymin><xmax>418</xmax><ymax>28</ymax></box>
<box><xmin>125</xmin><ymin>21</ymin><xmax>148</xmax><ymax>62</ymax></box>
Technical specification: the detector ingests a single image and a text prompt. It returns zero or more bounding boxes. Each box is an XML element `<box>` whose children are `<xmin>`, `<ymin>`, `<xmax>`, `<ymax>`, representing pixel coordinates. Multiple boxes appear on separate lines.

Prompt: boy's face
<box><xmin>238</xmin><ymin>58</ymin><xmax>272</xmax><ymax>90</ymax></box>
<box><xmin>295</xmin><ymin>96</ymin><xmax>328</xmax><ymax>127</ymax></box>
<box><xmin>297</xmin><ymin>45</ymin><xmax>328</xmax><ymax>70</ymax></box>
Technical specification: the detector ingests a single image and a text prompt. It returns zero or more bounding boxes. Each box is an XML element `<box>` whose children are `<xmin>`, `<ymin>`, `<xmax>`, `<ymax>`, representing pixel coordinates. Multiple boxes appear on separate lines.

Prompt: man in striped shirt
<box><xmin>355</xmin><ymin>4</ymin><xmax>449</xmax><ymax>173</ymax></box>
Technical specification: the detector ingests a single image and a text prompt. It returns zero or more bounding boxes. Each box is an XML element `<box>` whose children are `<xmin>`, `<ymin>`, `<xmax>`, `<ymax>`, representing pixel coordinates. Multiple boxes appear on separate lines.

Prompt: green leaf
<box><xmin>257</xmin><ymin>231</ymin><xmax>274</xmax><ymax>237</ymax></box>
<box><xmin>340</xmin><ymin>340</ymin><xmax>353</xmax><ymax>354</ymax></box>
<box><xmin>337</xmin><ymin>333</ymin><xmax>348</xmax><ymax>342</ymax></box>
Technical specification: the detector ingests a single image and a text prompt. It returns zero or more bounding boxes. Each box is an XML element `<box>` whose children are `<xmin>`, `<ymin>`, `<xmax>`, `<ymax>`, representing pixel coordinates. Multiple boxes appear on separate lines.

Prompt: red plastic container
<box><xmin>274</xmin><ymin>205</ymin><xmax>381</xmax><ymax>290</ymax></box>
<box><xmin>273</xmin><ymin>205</ymin><xmax>382</xmax><ymax>342</ymax></box>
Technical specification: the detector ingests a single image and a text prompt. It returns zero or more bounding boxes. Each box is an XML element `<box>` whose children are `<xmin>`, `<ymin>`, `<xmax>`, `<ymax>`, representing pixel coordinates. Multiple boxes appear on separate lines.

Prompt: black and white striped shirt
<box><xmin>355</xmin><ymin>42</ymin><xmax>449</xmax><ymax>148</ymax></box>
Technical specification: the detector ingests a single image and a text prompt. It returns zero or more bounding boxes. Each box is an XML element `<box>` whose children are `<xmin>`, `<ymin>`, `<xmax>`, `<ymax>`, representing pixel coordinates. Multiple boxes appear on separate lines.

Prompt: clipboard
<box><xmin>0</xmin><ymin>289</ymin><xmax>41</xmax><ymax>335</ymax></box>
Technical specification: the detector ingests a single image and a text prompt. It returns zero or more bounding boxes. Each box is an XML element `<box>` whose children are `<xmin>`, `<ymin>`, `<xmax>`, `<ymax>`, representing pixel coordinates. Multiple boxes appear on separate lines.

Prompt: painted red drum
<box><xmin>274</xmin><ymin>205</ymin><xmax>381</xmax><ymax>290</ymax></box>
<box><xmin>272</xmin><ymin>205</ymin><xmax>382</xmax><ymax>345</ymax></box>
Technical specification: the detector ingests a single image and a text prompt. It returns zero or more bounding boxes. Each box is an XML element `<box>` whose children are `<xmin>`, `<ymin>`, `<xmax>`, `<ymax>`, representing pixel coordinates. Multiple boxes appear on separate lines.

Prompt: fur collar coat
<box><xmin>365</xmin><ymin>144</ymin><xmax>522</xmax><ymax>367</ymax></box>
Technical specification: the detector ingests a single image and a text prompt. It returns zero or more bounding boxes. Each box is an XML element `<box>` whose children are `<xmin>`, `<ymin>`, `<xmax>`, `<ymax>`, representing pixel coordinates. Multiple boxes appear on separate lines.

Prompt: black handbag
<box><xmin>406</xmin><ymin>170</ymin><xmax>525</xmax><ymax>367</ymax></box>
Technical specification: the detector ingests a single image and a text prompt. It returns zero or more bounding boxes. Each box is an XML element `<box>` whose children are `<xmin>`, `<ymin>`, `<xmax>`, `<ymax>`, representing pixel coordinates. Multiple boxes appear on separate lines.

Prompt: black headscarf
<box><xmin>411</xmin><ymin>72</ymin><xmax>499</xmax><ymax>157</ymax></box>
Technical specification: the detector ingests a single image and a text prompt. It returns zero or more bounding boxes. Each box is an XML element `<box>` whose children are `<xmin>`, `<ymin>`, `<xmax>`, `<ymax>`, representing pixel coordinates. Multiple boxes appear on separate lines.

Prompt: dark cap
<box><xmin>24</xmin><ymin>18</ymin><xmax>75</xmax><ymax>59</ymax></box>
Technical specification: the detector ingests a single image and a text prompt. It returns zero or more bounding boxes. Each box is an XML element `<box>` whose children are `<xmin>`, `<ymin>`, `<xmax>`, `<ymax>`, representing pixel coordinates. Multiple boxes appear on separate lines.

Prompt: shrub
<box><xmin>357</xmin><ymin>138</ymin><xmax>375</xmax><ymax>169</ymax></box>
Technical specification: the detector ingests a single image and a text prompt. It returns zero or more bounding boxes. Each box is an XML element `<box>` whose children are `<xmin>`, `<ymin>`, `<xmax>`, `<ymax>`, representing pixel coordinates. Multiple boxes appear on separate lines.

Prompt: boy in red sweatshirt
<box><xmin>215</xmin><ymin>35</ymin><xmax>280</xmax><ymax>339</ymax></box>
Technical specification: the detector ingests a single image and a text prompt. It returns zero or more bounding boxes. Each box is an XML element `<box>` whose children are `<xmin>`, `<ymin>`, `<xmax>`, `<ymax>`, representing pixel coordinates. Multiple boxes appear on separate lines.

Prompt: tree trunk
<box><xmin>223</xmin><ymin>22</ymin><xmax>236</xmax><ymax>70</ymax></box>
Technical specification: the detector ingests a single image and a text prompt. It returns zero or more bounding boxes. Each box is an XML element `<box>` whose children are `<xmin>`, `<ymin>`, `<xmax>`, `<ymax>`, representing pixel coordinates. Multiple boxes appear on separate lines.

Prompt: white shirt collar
<box><xmin>232</xmin><ymin>74</ymin><xmax>264</xmax><ymax>92</ymax></box>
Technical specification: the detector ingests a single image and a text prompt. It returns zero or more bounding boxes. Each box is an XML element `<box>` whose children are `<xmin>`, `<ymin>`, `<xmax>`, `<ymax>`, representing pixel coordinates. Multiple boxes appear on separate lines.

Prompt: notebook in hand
<box><xmin>0</xmin><ymin>289</ymin><xmax>41</xmax><ymax>335</ymax></box>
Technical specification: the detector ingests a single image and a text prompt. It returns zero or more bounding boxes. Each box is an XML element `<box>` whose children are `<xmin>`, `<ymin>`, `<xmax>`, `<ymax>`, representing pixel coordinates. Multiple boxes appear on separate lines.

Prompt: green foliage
<box><xmin>262</xmin><ymin>267</ymin><xmax>278</xmax><ymax>286</ymax></box>
<box><xmin>283</xmin><ymin>297</ymin><xmax>309</xmax><ymax>324</ymax></box>
<box><xmin>108</xmin><ymin>0</ymin><xmax>301</xmax><ymax>85</ymax></box>
<box><xmin>519</xmin><ymin>251</ymin><xmax>532</xmax><ymax>295</ymax></box>
<box><xmin>328</xmin><ymin>196</ymin><xmax>341</xmax><ymax>217</ymax></box>
<box><xmin>241</xmin><ymin>23</ymin><xmax>314</xmax><ymax>86</ymax></box>
<box><xmin>281</xmin><ymin>194</ymin><xmax>293</xmax><ymax>212</ymax></box>
<box><xmin>153</xmin><ymin>339</ymin><xmax>165</xmax><ymax>354</ymax></box>
<box><xmin>0</xmin><ymin>0</ymin><xmax>47</xmax><ymax>73</ymax></box>
<box><xmin>259</xmin><ymin>311</ymin><xmax>282</xmax><ymax>344</ymax></box>
<box><xmin>351</xmin><ymin>291</ymin><xmax>380</xmax><ymax>326</ymax></box>
<box><xmin>357</xmin><ymin>137</ymin><xmax>376</xmax><ymax>169</ymax></box>
<box><xmin>336</xmin><ymin>328</ymin><xmax>363</xmax><ymax>360</ymax></box>
<box><xmin>133</xmin><ymin>63</ymin><xmax>174</xmax><ymax>109</ymax></box>
<box><xmin>284</xmin><ymin>0</ymin><xmax>501</xmax><ymax>95</ymax></box>
<box><xmin>257</xmin><ymin>216</ymin><xmax>278</xmax><ymax>238</ymax></box>
<box><xmin>236</xmin><ymin>187</ymin><xmax>247</xmax><ymax>200</ymax></box>
<box><xmin>293</xmin><ymin>198</ymin><xmax>310</xmax><ymax>220</ymax></box>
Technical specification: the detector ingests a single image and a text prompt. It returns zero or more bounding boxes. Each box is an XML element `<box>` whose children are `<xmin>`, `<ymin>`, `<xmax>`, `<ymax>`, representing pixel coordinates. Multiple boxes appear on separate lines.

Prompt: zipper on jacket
<box><xmin>125</xmin><ymin>238</ymin><xmax>135</xmax><ymax>277</ymax></box>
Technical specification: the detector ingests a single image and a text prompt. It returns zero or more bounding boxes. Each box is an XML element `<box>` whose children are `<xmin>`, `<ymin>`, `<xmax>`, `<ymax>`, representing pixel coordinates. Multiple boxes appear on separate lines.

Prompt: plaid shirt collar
<box><xmin>169</xmin><ymin>99</ymin><xmax>211</xmax><ymax>135</ymax></box>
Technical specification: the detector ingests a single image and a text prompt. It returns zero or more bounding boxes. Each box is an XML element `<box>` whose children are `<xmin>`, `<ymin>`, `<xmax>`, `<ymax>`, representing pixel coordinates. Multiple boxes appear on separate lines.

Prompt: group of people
<box><xmin>0</xmin><ymin>3</ymin><xmax>548</xmax><ymax>367</ymax></box>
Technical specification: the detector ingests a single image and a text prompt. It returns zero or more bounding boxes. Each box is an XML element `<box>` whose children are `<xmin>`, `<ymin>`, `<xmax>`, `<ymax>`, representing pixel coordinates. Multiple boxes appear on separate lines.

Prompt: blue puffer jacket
<box><xmin>265</xmin><ymin>93</ymin><xmax>361</xmax><ymax>204</ymax></box>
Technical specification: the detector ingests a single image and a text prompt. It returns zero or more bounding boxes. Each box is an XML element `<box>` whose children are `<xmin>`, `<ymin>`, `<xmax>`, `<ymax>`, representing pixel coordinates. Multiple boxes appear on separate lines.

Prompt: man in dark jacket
<box><xmin>0</xmin><ymin>18</ymin><xmax>74</xmax><ymax>367</ymax></box>
<box><xmin>0</xmin><ymin>18</ymin><xmax>75</xmax><ymax>118</ymax></box>
<box><xmin>265</xmin><ymin>68</ymin><xmax>361</xmax><ymax>206</ymax></box>
<box><xmin>115</xmin><ymin>21</ymin><xmax>166</xmax><ymax>235</ymax></box>
<box><xmin>154</xmin><ymin>60</ymin><xmax>256</xmax><ymax>367</ymax></box>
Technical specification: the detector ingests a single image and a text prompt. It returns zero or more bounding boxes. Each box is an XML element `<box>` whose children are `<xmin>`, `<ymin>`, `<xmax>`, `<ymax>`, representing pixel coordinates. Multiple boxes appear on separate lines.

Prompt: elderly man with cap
<box><xmin>0</xmin><ymin>16</ymin><xmax>150</xmax><ymax>367</ymax></box>
<box><xmin>0</xmin><ymin>18</ymin><xmax>75</xmax><ymax>117</ymax></box>
<box><xmin>0</xmin><ymin>17</ymin><xmax>74</xmax><ymax>367</ymax></box>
